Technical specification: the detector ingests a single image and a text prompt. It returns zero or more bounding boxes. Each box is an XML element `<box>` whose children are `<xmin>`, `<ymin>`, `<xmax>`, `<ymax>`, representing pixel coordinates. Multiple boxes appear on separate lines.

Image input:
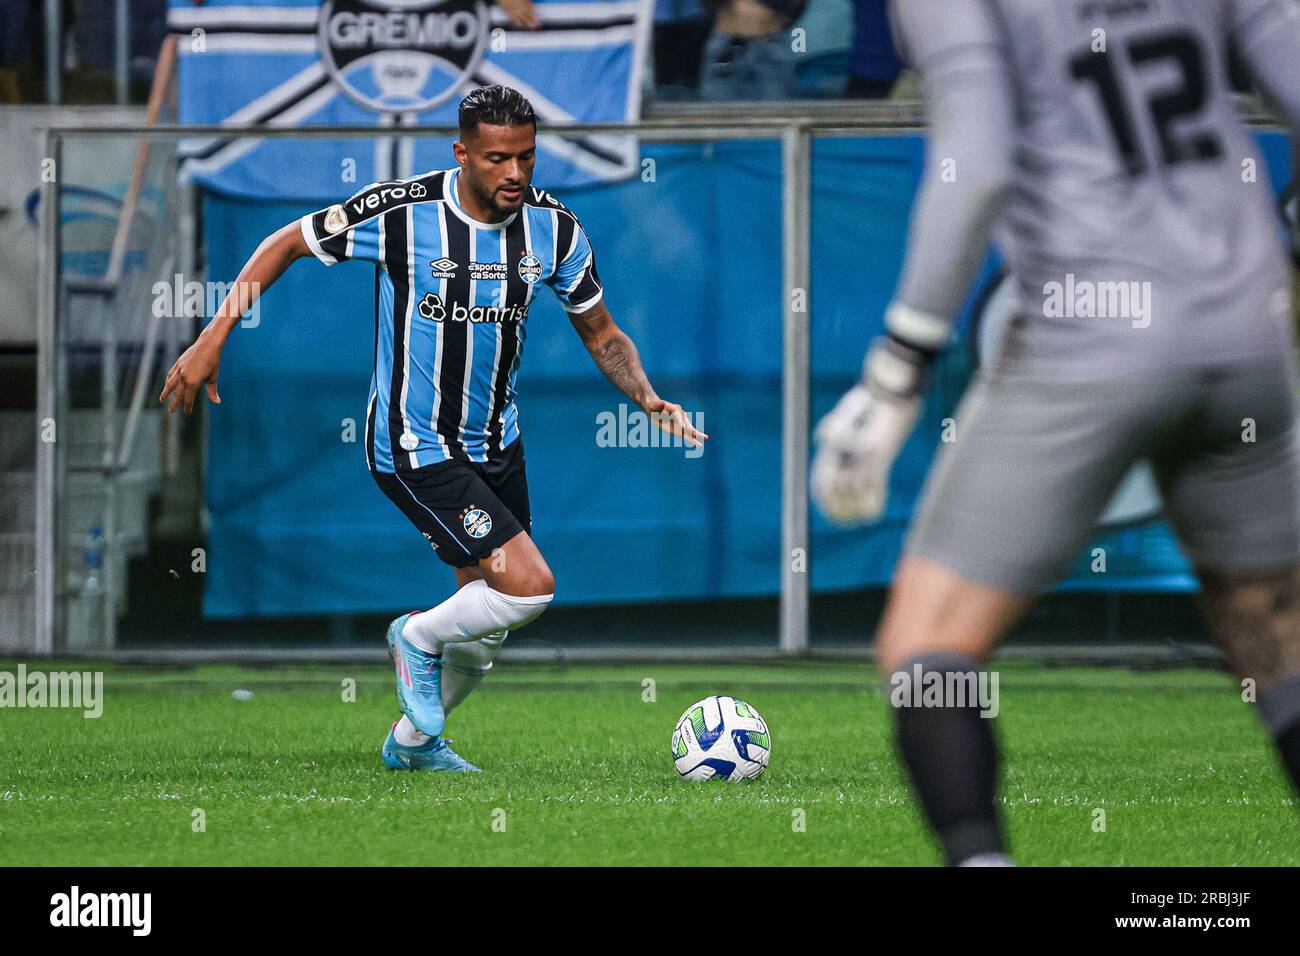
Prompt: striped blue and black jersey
<box><xmin>300</xmin><ymin>167</ymin><xmax>603</xmax><ymax>473</ymax></box>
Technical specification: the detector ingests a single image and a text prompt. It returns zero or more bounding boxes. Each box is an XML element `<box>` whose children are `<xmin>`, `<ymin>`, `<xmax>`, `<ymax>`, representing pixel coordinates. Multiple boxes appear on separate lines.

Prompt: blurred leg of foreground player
<box><xmin>813</xmin><ymin>0</ymin><xmax>1300</xmax><ymax>864</ymax></box>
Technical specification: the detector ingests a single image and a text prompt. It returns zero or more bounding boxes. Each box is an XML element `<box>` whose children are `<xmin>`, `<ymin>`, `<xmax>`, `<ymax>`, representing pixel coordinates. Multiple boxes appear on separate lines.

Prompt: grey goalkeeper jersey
<box><xmin>889</xmin><ymin>0</ymin><xmax>1300</xmax><ymax>377</ymax></box>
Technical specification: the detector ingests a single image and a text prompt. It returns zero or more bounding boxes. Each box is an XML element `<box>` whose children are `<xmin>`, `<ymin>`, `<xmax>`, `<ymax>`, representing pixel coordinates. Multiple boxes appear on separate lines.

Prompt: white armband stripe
<box><xmin>565</xmin><ymin>288</ymin><xmax>604</xmax><ymax>314</ymax></box>
<box><xmin>885</xmin><ymin>302</ymin><xmax>952</xmax><ymax>350</ymax></box>
<box><xmin>299</xmin><ymin>213</ymin><xmax>337</xmax><ymax>266</ymax></box>
<box><xmin>866</xmin><ymin>346</ymin><xmax>921</xmax><ymax>396</ymax></box>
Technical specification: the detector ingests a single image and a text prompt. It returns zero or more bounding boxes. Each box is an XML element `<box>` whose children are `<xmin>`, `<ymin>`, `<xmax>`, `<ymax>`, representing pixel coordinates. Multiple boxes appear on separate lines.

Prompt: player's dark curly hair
<box><xmin>458</xmin><ymin>85</ymin><xmax>537</xmax><ymax>138</ymax></box>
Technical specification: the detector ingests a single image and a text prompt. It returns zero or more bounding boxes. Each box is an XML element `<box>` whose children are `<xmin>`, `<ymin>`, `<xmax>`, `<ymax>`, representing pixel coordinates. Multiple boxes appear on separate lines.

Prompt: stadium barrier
<box><xmin>30</xmin><ymin>100</ymin><xmax>1289</xmax><ymax>659</ymax></box>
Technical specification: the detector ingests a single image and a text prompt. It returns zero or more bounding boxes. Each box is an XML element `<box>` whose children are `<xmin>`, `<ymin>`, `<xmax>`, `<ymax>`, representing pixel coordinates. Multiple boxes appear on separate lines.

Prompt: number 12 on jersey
<box><xmin>1071</xmin><ymin>29</ymin><xmax>1225</xmax><ymax>176</ymax></box>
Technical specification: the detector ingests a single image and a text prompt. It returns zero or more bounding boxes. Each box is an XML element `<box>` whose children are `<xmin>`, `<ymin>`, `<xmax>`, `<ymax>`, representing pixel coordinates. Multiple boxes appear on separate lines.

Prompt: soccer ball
<box><xmin>671</xmin><ymin>696</ymin><xmax>771</xmax><ymax>781</ymax></box>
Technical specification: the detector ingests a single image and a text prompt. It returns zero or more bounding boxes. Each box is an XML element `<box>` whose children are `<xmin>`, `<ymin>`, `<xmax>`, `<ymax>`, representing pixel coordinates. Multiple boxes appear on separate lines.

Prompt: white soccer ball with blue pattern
<box><xmin>672</xmin><ymin>696</ymin><xmax>771</xmax><ymax>781</ymax></box>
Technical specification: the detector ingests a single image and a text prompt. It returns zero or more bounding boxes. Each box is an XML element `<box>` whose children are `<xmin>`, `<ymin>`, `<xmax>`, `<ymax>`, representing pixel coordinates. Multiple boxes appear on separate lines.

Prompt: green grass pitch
<box><xmin>1</xmin><ymin>660</ymin><xmax>1296</xmax><ymax>866</ymax></box>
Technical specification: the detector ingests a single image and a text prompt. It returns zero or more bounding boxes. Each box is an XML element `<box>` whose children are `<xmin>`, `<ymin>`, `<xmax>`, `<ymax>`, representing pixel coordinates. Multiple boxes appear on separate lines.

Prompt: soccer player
<box><xmin>161</xmin><ymin>86</ymin><xmax>707</xmax><ymax>772</ymax></box>
<box><xmin>813</xmin><ymin>0</ymin><xmax>1300</xmax><ymax>864</ymax></box>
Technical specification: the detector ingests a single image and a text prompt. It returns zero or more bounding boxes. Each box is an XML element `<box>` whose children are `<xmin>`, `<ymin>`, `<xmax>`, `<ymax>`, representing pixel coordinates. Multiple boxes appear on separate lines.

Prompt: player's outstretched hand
<box><xmin>160</xmin><ymin>333</ymin><xmax>223</xmax><ymax>416</ymax></box>
<box><xmin>811</xmin><ymin>382</ymin><xmax>919</xmax><ymax>525</ymax></box>
<box><xmin>645</xmin><ymin>398</ymin><xmax>709</xmax><ymax>450</ymax></box>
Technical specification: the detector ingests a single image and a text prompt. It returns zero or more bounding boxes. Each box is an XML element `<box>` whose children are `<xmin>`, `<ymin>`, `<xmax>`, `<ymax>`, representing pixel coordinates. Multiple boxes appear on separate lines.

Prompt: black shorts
<box><xmin>372</xmin><ymin>439</ymin><xmax>532</xmax><ymax>569</ymax></box>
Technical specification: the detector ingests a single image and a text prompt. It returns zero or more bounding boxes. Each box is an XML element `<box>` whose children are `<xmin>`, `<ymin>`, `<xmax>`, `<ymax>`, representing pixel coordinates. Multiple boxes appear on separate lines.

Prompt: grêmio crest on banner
<box><xmin>168</xmin><ymin>0</ymin><xmax>651</xmax><ymax>199</ymax></box>
<box><xmin>319</xmin><ymin>0</ymin><xmax>489</xmax><ymax>113</ymax></box>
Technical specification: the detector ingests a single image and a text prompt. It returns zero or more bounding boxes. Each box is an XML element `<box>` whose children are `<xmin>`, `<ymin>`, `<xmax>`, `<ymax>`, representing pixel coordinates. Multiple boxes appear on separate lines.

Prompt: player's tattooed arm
<box><xmin>569</xmin><ymin>301</ymin><xmax>709</xmax><ymax>449</ymax></box>
<box><xmin>572</xmin><ymin>302</ymin><xmax>654</xmax><ymax>405</ymax></box>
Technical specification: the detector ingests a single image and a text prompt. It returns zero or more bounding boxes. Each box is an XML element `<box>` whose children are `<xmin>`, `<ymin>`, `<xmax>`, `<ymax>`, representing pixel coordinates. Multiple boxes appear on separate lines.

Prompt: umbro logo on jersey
<box><xmin>430</xmin><ymin>257</ymin><xmax>458</xmax><ymax>279</ymax></box>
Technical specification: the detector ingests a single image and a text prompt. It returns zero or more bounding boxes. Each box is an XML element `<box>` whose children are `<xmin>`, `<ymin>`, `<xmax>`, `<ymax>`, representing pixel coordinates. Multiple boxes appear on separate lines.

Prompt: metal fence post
<box><xmin>35</xmin><ymin>131</ymin><xmax>61</xmax><ymax>656</ymax></box>
<box><xmin>780</xmin><ymin>123</ymin><xmax>811</xmax><ymax>655</ymax></box>
<box><xmin>115</xmin><ymin>0</ymin><xmax>131</xmax><ymax>105</ymax></box>
<box><xmin>44</xmin><ymin>0</ymin><xmax>60</xmax><ymax>104</ymax></box>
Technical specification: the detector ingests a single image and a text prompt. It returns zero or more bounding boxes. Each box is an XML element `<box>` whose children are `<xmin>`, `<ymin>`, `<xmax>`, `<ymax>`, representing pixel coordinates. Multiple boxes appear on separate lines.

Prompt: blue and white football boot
<box><xmin>381</xmin><ymin>724</ymin><xmax>481</xmax><ymax>773</ymax></box>
<box><xmin>386</xmin><ymin>612</ymin><xmax>446</xmax><ymax>737</ymax></box>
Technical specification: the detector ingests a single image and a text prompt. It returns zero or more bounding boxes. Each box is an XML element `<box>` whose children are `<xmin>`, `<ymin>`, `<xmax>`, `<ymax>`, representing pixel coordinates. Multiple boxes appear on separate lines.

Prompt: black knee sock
<box><xmin>891</xmin><ymin>653</ymin><xmax>1005</xmax><ymax>865</ymax></box>
<box><xmin>1260</xmin><ymin>673</ymin><xmax>1300</xmax><ymax>795</ymax></box>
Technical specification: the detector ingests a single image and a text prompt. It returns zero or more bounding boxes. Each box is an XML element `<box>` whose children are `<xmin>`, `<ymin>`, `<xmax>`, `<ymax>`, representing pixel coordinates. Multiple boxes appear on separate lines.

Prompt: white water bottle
<box><xmin>83</xmin><ymin>526</ymin><xmax>105</xmax><ymax>595</ymax></box>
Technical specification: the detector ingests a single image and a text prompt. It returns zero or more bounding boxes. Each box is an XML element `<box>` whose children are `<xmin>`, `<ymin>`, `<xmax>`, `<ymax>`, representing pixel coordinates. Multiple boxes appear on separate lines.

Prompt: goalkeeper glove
<box><xmin>811</xmin><ymin>334</ymin><xmax>932</xmax><ymax>525</ymax></box>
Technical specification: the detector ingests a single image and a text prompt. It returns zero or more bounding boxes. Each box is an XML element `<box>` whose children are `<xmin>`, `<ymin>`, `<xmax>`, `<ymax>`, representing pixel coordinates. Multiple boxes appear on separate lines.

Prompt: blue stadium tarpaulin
<box><xmin>193</xmin><ymin>123</ymin><xmax>1294</xmax><ymax>618</ymax></box>
<box><xmin>168</xmin><ymin>0</ymin><xmax>652</xmax><ymax>195</ymax></box>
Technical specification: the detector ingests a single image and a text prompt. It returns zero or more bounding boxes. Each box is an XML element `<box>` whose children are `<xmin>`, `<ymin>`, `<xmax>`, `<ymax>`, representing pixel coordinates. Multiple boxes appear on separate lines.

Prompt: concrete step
<box><xmin>0</xmin><ymin>408</ymin><xmax>164</xmax><ymax>478</ymax></box>
<box><xmin>0</xmin><ymin>407</ymin><xmax>169</xmax><ymax>651</ymax></box>
<box><xmin>0</xmin><ymin>531</ymin><xmax>36</xmax><ymax>593</ymax></box>
<box><xmin>0</xmin><ymin>410</ymin><xmax>37</xmax><ymax>471</ymax></box>
<box><xmin>64</xmin><ymin>594</ymin><xmax>106</xmax><ymax>651</ymax></box>
<box><xmin>66</xmin><ymin>408</ymin><xmax>163</xmax><ymax>472</ymax></box>
<box><xmin>0</xmin><ymin>471</ymin><xmax>35</xmax><ymax>533</ymax></box>
<box><xmin>0</xmin><ymin>591</ymin><xmax>35</xmax><ymax>653</ymax></box>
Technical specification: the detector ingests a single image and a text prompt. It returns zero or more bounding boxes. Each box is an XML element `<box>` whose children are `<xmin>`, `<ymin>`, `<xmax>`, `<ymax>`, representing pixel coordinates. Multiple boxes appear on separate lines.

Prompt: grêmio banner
<box><xmin>167</xmin><ymin>0</ymin><xmax>652</xmax><ymax>199</ymax></box>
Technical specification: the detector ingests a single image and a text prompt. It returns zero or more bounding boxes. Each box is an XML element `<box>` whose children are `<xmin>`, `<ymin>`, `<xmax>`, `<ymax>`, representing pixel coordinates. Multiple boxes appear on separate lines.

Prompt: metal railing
<box><xmin>34</xmin><ymin>99</ymin><xmax>1291</xmax><ymax>657</ymax></box>
<box><xmin>36</xmin><ymin>38</ymin><xmax>180</xmax><ymax>654</ymax></box>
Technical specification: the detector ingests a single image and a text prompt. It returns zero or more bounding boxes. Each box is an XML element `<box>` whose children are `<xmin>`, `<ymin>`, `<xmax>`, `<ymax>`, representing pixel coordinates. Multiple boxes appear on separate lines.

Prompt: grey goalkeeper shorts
<box><xmin>906</xmin><ymin>353</ymin><xmax>1300</xmax><ymax>595</ymax></box>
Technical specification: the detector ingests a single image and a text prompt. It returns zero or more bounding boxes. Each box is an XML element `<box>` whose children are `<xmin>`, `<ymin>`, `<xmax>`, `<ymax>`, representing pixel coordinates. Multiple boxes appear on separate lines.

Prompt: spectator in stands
<box><xmin>698</xmin><ymin>0</ymin><xmax>806</xmax><ymax>101</ymax></box>
<box><xmin>844</xmin><ymin>0</ymin><xmax>901</xmax><ymax>98</ymax></box>
<box><xmin>653</xmin><ymin>0</ymin><xmax>712</xmax><ymax>100</ymax></box>
<box><xmin>61</xmin><ymin>0</ymin><xmax>169</xmax><ymax>100</ymax></box>
<box><xmin>0</xmin><ymin>0</ymin><xmax>30</xmax><ymax>103</ymax></box>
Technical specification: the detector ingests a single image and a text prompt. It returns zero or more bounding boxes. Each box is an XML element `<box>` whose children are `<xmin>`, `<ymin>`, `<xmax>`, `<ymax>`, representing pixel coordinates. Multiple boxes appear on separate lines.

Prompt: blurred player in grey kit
<box><xmin>813</xmin><ymin>0</ymin><xmax>1300</xmax><ymax>865</ymax></box>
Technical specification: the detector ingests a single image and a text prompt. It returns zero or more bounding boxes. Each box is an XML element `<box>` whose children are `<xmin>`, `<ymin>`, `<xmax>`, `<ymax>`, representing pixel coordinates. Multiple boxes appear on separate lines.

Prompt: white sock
<box><xmin>394</xmin><ymin>715</ymin><xmax>431</xmax><ymax>747</ymax></box>
<box><xmin>403</xmin><ymin>579</ymin><xmax>551</xmax><ymax>652</ymax></box>
<box><xmin>956</xmin><ymin>853</ymin><xmax>1015</xmax><ymax>867</ymax></box>
<box><xmin>442</xmin><ymin>630</ymin><xmax>507</xmax><ymax>713</ymax></box>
